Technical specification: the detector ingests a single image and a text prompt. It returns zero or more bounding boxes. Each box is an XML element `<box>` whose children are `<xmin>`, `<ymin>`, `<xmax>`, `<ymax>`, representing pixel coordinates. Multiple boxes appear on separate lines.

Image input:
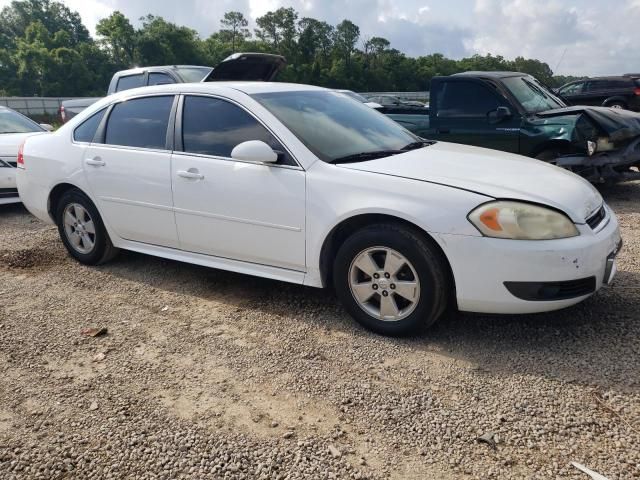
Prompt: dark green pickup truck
<box><xmin>383</xmin><ymin>71</ymin><xmax>640</xmax><ymax>183</ymax></box>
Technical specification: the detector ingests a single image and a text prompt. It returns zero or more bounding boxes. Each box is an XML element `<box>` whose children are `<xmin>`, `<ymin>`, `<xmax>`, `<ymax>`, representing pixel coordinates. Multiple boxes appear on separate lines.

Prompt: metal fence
<box><xmin>361</xmin><ymin>91</ymin><xmax>430</xmax><ymax>102</ymax></box>
<box><xmin>0</xmin><ymin>97</ymin><xmax>87</xmax><ymax>116</ymax></box>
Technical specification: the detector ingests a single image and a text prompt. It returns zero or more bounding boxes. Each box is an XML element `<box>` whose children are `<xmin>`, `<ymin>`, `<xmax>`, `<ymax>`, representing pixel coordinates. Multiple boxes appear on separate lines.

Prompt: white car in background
<box><xmin>334</xmin><ymin>89</ymin><xmax>383</xmax><ymax>109</ymax></box>
<box><xmin>0</xmin><ymin>106</ymin><xmax>50</xmax><ymax>205</ymax></box>
<box><xmin>17</xmin><ymin>80</ymin><xmax>621</xmax><ymax>336</ymax></box>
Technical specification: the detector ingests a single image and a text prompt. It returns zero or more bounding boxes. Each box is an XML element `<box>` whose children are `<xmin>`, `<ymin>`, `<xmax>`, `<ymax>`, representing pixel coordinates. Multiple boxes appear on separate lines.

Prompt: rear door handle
<box><xmin>177</xmin><ymin>169</ymin><xmax>204</xmax><ymax>180</ymax></box>
<box><xmin>85</xmin><ymin>157</ymin><xmax>105</xmax><ymax>167</ymax></box>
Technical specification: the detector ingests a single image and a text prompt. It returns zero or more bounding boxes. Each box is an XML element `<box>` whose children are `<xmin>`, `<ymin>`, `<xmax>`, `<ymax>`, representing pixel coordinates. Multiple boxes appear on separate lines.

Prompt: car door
<box><xmin>171</xmin><ymin>94</ymin><xmax>305</xmax><ymax>271</ymax></box>
<box><xmin>431</xmin><ymin>78</ymin><xmax>521</xmax><ymax>153</ymax></box>
<box><xmin>82</xmin><ymin>95</ymin><xmax>180</xmax><ymax>248</ymax></box>
<box><xmin>583</xmin><ymin>80</ymin><xmax>609</xmax><ymax>106</ymax></box>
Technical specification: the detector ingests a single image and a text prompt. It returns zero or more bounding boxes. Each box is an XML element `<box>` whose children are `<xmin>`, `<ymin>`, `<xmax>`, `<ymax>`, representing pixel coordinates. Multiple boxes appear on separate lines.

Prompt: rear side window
<box><xmin>437</xmin><ymin>81</ymin><xmax>505</xmax><ymax>117</ymax></box>
<box><xmin>105</xmin><ymin>96</ymin><xmax>174</xmax><ymax>149</ymax></box>
<box><xmin>116</xmin><ymin>74</ymin><xmax>144</xmax><ymax>92</ymax></box>
<box><xmin>181</xmin><ymin>96</ymin><xmax>295</xmax><ymax>165</ymax></box>
<box><xmin>73</xmin><ymin>109</ymin><xmax>106</xmax><ymax>143</ymax></box>
<box><xmin>148</xmin><ymin>72</ymin><xmax>175</xmax><ymax>86</ymax></box>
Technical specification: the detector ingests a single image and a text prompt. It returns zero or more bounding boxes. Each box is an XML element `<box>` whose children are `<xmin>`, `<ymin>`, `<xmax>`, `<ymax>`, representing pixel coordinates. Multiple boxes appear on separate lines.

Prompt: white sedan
<box><xmin>16</xmin><ymin>82</ymin><xmax>622</xmax><ymax>335</ymax></box>
<box><xmin>0</xmin><ymin>106</ymin><xmax>50</xmax><ymax>205</ymax></box>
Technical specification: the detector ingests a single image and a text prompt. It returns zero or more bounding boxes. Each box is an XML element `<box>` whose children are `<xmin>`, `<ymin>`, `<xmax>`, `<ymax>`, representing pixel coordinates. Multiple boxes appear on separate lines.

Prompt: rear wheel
<box><xmin>333</xmin><ymin>223</ymin><xmax>450</xmax><ymax>336</ymax></box>
<box><xmin>605</xmin><ymin>101</ymin><xmax>627</xmax><ymax>110</ymax></box>
<box><xmin>55</xmin><ymin>189</ymin><xmax>119</xmax><ymax>265</ymax></box>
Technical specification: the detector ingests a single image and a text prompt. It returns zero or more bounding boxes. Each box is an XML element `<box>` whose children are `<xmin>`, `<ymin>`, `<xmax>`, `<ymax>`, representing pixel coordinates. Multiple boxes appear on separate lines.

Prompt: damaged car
<box><xmin>385</xmin><ymin>72</ymin><xmax>640</xmax><ymax>184</ymax></box>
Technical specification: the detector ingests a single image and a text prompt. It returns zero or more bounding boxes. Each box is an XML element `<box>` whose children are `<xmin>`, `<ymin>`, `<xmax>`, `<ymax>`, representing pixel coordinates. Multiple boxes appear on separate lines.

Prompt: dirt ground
<box><xmin>0</xmin><ymin>182</ymin><xmax>639</xmax><ymax>479</ymax></box>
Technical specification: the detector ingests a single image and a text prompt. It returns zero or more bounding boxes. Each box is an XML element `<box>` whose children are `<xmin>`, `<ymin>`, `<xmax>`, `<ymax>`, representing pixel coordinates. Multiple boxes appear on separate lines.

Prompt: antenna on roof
<box><xmin>554</xmin><ymin>47</ymin><xmax>568</xmax><ymax>75</ymax></box>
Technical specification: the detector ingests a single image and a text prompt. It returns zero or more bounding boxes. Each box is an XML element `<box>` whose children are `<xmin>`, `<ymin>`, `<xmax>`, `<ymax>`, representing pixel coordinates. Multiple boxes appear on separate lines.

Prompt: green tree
<box><xmin>96</xmin><ymin>11</ymin><xmax>136</xmax><ymax>66</ymax></box>
<box><xmin>219</xmin><ymin>11</ymin><xmax>250</xmax><ymax>53</ymax></box>
<box><xmin>333</xmin><ymin>19</ymin><xmax>359</xmax><ymax>66</ymax></box>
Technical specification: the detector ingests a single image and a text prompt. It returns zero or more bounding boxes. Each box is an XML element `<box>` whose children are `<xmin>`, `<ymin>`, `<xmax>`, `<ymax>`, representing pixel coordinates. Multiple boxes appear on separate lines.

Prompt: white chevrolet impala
<box><xmin>17</xmin><ymin>80</ymin><xmax>622</xmax><ymax>335</ymax></box>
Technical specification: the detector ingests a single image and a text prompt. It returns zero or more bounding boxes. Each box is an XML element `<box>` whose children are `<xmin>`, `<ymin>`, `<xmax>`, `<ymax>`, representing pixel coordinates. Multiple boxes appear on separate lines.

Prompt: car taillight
<box><xmin>17</xmin><ymin>142</ymin><xmax>25</xmax><ymax>169</ymax></box>
<box><xmin>634</xmin><ymin>88</ymin><xmax>640</xmax><ymax>96</ymax></box>
<box><xmin>60</xmin><ymin>105</ymin><xmax>66</xmax><ymax>122</ymax></box>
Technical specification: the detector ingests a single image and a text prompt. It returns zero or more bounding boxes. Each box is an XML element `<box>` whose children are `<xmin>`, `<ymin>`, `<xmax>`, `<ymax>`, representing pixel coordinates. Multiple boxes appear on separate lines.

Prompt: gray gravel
<box><xmin>1</xmin><ymin>182</ymin><xmax>639</xmax><ymax>479</ymax></box>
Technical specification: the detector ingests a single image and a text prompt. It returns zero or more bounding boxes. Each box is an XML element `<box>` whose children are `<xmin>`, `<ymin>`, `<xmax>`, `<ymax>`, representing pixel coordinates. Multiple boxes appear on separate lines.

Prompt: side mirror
<box><xmin>231</xmin><ymin>140</ymin><xmax>278</xmax><ymax>164</ymax></box>
<box><xmin>488</xmin><ymin>106</ymin><xmax>512</xmax><ymax>124</ymax></box>
<box><xmin>39</xmin><ymin>123</ymin><xmax>54</xmax><ymax>132</ymax></box>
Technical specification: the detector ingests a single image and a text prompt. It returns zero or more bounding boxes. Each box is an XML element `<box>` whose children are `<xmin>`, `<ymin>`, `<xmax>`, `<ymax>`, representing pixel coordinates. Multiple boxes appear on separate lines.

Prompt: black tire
<box><xmin>332</xmin><ymin>223</ymin><xmax>450</xmax><ymax>336</ymax></box>
<box><xmin>55</xmin><ymin>188</ymin><xmax>119</xmax><ymax>265</ymax></box>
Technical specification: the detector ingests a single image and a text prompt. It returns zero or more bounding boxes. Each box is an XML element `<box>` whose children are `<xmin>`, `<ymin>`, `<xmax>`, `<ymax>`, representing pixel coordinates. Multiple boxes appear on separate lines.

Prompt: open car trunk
<box><xmin>203</xmin><ymin>53</ymin><xmax>286</xmax><ymax>82</ymax></box>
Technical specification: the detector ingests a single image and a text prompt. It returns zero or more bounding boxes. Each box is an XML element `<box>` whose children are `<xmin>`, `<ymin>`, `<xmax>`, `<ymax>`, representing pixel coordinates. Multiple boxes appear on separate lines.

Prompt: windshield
<box><xmin>0</xmin><ymin>110</ymin><xmax>44</xmax><ymax>134</ymax></box>
<box><xmin>252</xmin><ymin>90</ymin><xmax>419</xmax><ymax>163</ymax></box>
<box><xmin>502</xmin><ymin>76</ymin><xmax>566</xmax><ymax>113</ymax></box>
<box><xmin>176</xmin><ymin>66</ymin><xmax>213</xmax><ymax>83</ymax></box>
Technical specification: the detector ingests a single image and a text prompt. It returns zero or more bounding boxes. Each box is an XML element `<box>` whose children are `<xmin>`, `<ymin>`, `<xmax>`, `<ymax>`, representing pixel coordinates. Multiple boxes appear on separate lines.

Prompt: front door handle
<box><xmin>85</xmin><ymin>157</ymin><xmax>105</xmax><ymax>167</ymax></box>
<box><xmin>177</xmin><ymin>169</ymin><xmax>204</xmax><ymax>180</ymax></box>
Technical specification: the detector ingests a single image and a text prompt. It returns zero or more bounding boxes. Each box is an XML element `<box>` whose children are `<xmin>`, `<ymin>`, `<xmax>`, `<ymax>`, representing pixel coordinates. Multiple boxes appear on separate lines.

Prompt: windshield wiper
<box><xmin>330</xmin><ymin>150</ymin><xmax>403</xmax><ymax>164</ymax></box>
<box><xmin>401</xmin><ymin>140</ymin><xmax>436</xmax><ymax>151</ymax></box>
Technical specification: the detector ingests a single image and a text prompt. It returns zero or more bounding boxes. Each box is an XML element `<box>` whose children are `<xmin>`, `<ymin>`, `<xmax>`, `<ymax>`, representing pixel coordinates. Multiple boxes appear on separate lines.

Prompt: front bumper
<box><xmin>436</xmin><ymin>205</ymin><xmax>622</xmax><ymax>314</ymax></box>
<box><xmin>556</xmin><ymin>136</ymin><xmax>640</xmax><ymax>183</ymax></box>
<box><xmin>0</xmin><ymin>166</ymin><xmax>19</xmax><ymax>205</ymax></box>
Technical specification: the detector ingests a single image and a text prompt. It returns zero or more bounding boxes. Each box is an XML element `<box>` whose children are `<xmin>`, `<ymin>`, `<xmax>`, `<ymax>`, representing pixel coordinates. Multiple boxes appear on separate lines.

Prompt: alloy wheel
<box><xmin>348</xmin><ymin>246</ymin><xmax>421</xmax><ymax>322</ymax></box>
<box><xmin>63</xmin><ymin>203</ymin><xmax>96</xmax><ymax>254</ymax></box>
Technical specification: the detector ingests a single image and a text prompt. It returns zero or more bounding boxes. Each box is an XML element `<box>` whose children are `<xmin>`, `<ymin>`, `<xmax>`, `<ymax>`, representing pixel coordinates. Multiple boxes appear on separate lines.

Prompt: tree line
<box><xmin>0</xmin><ymin>0</ymin><xmax>583</xmax><ymax>97</ymax></box>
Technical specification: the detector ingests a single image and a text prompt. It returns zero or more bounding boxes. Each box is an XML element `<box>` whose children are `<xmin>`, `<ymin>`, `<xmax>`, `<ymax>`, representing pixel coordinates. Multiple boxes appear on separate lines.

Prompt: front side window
<box><xmin>105</xmin><ymin>96</ymin><xmax>174</xmax><ymax>149</ymax></box>
<box><xmin>559</xmin><ymin>82</ymin><xmax>584</xmax><ymax>95</ymax></box>
<box><xmin>252</xmin><ymin>90</ymin><xmax>419</xmax><ymax>163</ymax></box>
<box><xmin>116</xmin><ymin>74</ymin><xmax>144</xmax><ymax>92</ymax></box>
<box><xmin>148</xmin><ymin>72</ymin><xmax>175</xmax><ymax>86</ymax></box>
<box><xmin>181</xmin><ymin>96</ymin><xmax>295</xmax><ymax>165</ymax></box>
<box><xmin>437</xmin><ymin>81</ymin><xmax>506</xmax><ymax>117</ymax></box>
<box><xmin>73</xmin><ymin>109</ymin><xmax>106</xmax><ymax>143</ymax></box>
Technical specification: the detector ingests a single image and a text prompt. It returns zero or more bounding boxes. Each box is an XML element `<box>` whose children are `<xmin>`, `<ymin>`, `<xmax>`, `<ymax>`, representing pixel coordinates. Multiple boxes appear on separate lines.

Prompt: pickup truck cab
<box><xmin>60</xmin><ymin>53</ymin><xmax>286</xmax><ymax>122</ymax></box>
<box><xmin>386</xmin><ymin>71</ymin><xmax>640</xmax><ymax>184</ymax></box>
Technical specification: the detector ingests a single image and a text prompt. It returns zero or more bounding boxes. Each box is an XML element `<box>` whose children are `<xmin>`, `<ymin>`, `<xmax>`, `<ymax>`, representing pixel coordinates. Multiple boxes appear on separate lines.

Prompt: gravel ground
<box><xmin>0</xmin><ymin>182</ymin><xmax>639</xmax><ymax>480</ymax></box>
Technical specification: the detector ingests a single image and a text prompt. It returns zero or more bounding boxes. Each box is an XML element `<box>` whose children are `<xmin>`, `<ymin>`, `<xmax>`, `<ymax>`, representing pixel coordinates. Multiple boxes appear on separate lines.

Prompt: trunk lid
<box><xmin>203</xmin><ymin>53</ymin><xmax>286</xmax><ymax>82</ymax></box>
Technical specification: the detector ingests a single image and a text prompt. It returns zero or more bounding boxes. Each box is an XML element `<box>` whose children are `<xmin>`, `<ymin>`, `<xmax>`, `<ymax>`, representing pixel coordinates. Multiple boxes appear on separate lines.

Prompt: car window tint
<box><xmin>73</xmin><ymin>109</ymin><xmax>106</xmax><ymax>143</ymax></box>
<box><xmin>116</xmin><ymin>74</ymin><xmax>144</xmax><ymax>92</ymax></box>
<box><xmin>182</xmin><ymin>96</ymin><xmax>295</xmax><ymax>166</ymax></box>
<box><xmin>560</xmin><ymin>83</ymin><xmax>583</xmax><ymax>95</ymax></box>
<box><xmin>437</xmin><ymin>81</ymin><xmax>505</xmax><ymax>117</ymax></box>
<box><xmin>148</xmin><ymin>72</ymin><xmax>175</xmax><ymax>86</ymax></box>
<box><xmin>105</xmin><ymin>96</ymin><xmax>174</xmax><ymax>149</ymax></box>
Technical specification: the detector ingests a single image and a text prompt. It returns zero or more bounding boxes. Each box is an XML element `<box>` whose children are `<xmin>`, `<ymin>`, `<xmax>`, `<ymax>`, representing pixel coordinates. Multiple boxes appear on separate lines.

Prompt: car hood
<box><xmin>338</xmin><ymin>142</ymin><xmax>603</xmax><ymax>223</ymax></box>
<box><xmin>536</xmin><ymin>106</ymin><xmax>640</xmax><ymax>143</ymax></box>
<box><xmin>0</xmin><ymin>132</ymin><xmax>43</xmax><ymax>156</ymax></box>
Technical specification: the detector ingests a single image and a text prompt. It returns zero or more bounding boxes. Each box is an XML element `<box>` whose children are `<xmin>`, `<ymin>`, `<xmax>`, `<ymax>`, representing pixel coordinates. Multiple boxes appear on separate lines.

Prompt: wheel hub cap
<box><xmin>348</xmin><ymin>247</ymin><xmax>421</xmax><ymax>322</ymax></box>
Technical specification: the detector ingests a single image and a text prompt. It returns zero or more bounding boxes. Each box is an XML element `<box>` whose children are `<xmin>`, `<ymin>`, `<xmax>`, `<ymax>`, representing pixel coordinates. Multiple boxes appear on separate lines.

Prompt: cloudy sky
<box><xmin>4</xmin><ymin>0</ymin><xmax>640</xmax><ymax>76</ymax></box>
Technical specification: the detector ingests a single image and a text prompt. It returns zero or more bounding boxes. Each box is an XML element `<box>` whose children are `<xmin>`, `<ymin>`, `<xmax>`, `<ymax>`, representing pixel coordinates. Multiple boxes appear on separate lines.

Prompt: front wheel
<box><xmin>333</xmin><ymin>223</ymin><xmax>450</xmax><ymax>336</ymax></box>
<box><xmin>55</xmin><ymin>189</ymin><xmax>119</xmax><ymax>265</ymax></box>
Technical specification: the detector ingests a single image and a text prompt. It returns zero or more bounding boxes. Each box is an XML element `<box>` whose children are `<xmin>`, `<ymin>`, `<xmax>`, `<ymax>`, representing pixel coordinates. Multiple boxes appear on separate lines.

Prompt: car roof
<box><xmin>108</xmin><ymin>81</ymin><xmax>327</xmax><ymax>100</ymax></box>
<box><xmin>586</xmin><ymin>76</ymin><xmax>634</xmax><ymax>81</ymax></box>
<box><xmin>115</xmin><ymin>65</ymin><xmax>211</xmax><ymax>76</ymax></box>
<box><xmin>453</xmin><ymin>71</ymin><xmax>529</xmax><ymax>79</ymax></box>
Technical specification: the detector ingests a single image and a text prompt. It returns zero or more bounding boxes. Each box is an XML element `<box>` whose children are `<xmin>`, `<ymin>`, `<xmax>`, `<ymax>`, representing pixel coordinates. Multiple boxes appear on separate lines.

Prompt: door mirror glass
<box><xmin>231</xmin><ymin>140</ymin><xmax>278</xmax><ymax>164</ymax></box>
<box><xmin>488</xmin><ymin>106</ymin><xmax>512</xmax><ymax>124</ymax></box>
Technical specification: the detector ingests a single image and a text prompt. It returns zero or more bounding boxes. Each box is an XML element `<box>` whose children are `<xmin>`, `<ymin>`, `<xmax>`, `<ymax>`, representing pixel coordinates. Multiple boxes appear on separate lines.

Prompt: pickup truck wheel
<box><xmin>56</xmin><ymin>189</ymin><xmax>119</xmax><ymax>265</ymax></box>
<box><xmin>333</xmin><ymin>223</ymin><xmax>450</xmax><ymax>336</ymax></box>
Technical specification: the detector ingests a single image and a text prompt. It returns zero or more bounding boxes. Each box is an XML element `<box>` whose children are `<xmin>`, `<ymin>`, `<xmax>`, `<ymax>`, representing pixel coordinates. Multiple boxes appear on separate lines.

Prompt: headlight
<box><xmin>587</xmin><ymin>140</ymin><xmax>597</xmax><ymax>156</ymax></box>
<box><xmin>468</xmin><ymin>201</ymin><xmax>579</xmax><ymax>240</ymax></box>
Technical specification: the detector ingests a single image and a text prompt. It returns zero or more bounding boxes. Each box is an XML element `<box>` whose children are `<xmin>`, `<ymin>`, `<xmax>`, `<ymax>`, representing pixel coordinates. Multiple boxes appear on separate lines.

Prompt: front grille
<box><xmin>504</xmin><ymin>277</ymin><xmax>597</xmax><ymax>301</ymax></box>
<box><xmin>587</xmin><ymin>206</ymin><xmax>606</xmax><ymax>230</ymax></box>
